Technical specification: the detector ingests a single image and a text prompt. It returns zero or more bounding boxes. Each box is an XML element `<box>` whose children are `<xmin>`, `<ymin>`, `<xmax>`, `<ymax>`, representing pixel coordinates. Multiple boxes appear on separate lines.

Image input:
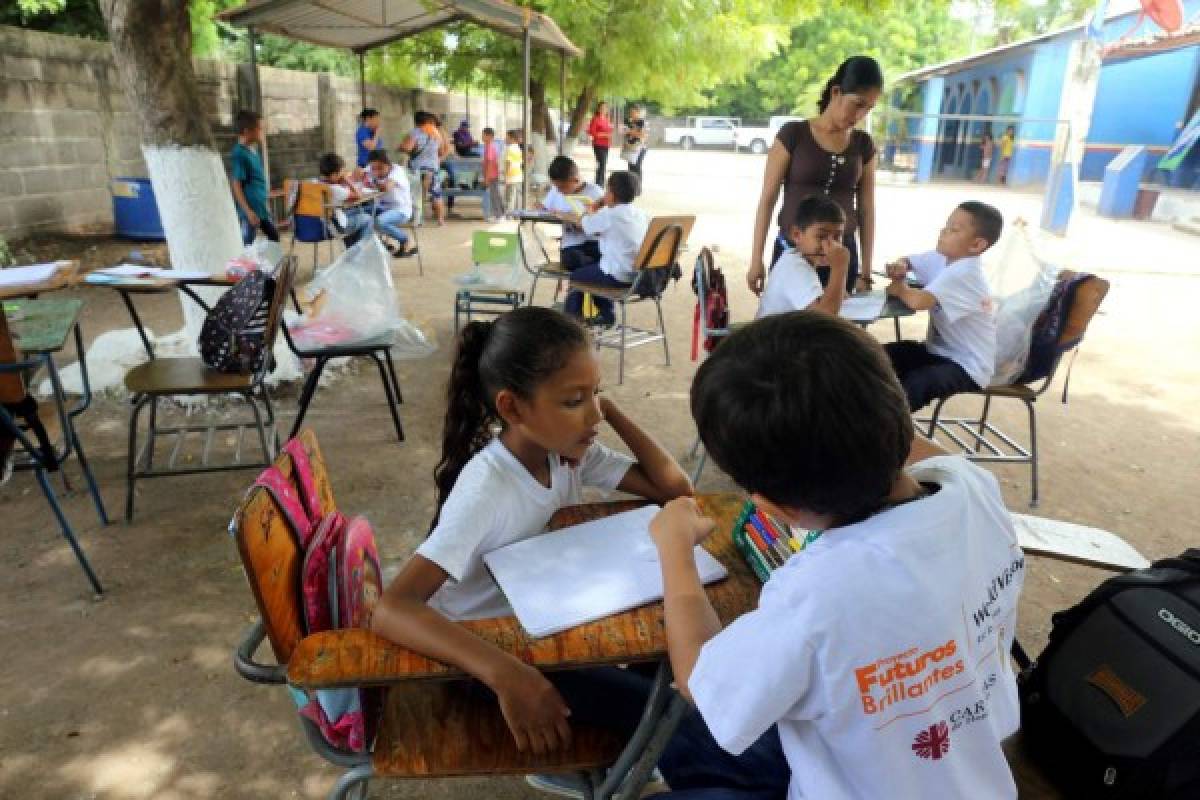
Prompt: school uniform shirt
<box><xmin>504</xmin><ymin>142</ymin><xmax>524</xmax><ymax>183</ymax></box>
<box><xmin>371</xmin><ymin>165</ymin><xmax>413</xmax><ymax>217</ymax></box>
<box><xmin>580</xmin><ymin>203</ymin><xmax>649</xmax><ymax>283</ymax></box>
<box><xmin>756</xmin><ymin>249</ymin><xmax>823</xmax><ymax>318</ymax></box>
<box><xmin>688</xmin><ymin>455</ymin><xmax>1024</xmax><ymax>800</ymax></box>
<box><xmin>416</xmin><ymin>438</ymin><xmax>634</xmax><ymax>621</ymax></box>
<box><xmin>543</xmin><ymin>182</ymin><xmax>605</xmax><ymax>249</ymax></box>
<box><xmin>909</xmin><ymin>251</ymin><xmax>996</xmax><ymax>388</ymax></box>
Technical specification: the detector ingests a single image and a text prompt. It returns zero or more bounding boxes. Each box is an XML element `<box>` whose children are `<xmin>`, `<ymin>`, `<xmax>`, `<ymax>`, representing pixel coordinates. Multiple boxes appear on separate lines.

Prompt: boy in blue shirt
<box><xmin>356</xmin><ymin>108</ymin><xmax>383</xmax><ymax>169</ymax></box>
<box><xmin>229</xmin><ymin>110</ymin><xmax>277</xmax><ymax>246</ymax></box>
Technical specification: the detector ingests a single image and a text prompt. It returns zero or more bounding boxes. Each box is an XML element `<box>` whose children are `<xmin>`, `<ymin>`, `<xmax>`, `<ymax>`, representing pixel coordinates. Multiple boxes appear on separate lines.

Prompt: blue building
<box><xmin>892</xmin><ymin>3</ymin><xmax>1200</xmax><ymax>190</ymax></box>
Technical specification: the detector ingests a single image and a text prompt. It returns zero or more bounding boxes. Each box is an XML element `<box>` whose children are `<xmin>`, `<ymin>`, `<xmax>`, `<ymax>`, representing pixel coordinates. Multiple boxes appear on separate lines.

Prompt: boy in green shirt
<box><xmin>229</xmin><ymin>110</ymin><xmax>278</xmax><ymax>246</ymax></box>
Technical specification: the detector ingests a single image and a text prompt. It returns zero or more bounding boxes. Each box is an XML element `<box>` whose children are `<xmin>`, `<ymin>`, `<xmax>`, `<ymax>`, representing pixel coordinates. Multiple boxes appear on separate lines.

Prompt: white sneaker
<box><xmin>526</xmin><ymin>769</ymin><xmax>668</xmax><ymax>798</ymax></box>
<box><xmin>0</xmin><ymin>449</ymin><xmax>13</xmax><ymax>488</ymax></box>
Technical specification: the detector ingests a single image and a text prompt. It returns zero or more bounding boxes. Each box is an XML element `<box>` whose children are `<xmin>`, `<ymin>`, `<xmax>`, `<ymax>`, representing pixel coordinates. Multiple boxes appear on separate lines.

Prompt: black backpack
<box><xmin>198</xmin><ymin>270</ymin><xmax>275</xmax><ymax>374</ymax></box>
<box><xmin>1016</xmin><ymin>271</ymin><xmax>1092</xmax><ymax>384</ymax></box>
<box><xmin>1017</xmin><ymin>549</ymin><xmax>1200</xmax><ymax>798</ymax></box>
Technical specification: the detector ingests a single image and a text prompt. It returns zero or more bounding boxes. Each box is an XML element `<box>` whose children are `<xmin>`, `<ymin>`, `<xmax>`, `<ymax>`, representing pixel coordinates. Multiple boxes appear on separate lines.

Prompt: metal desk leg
<box><xmin>47</xmin><ymin>355</ymin><xmax>108</xmax><ymax>525</ymax></box>
<box><xmin>118</xmin><ymin>289</ymin><xmax>155</xmax><ymax>359</ymax></box>
<box><xmin>596</xmin><ymin>660</ymin><xmax>689</xmax><ymax>800</ymax></box>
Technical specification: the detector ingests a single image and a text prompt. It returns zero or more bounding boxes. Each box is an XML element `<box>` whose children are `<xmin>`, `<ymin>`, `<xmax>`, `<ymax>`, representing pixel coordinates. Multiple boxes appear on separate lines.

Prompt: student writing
<box><xmin>756</xmin><ymin>194</ymin><xmax>851</xmax><ymax>319</ymax></box>
<box><xmin>649</xmin><ymin>312</ymin><xmax>1024</xmax><ymax>800</ymax></box>
<box><xmin>540</xmin><ymin>156</ymin><xmax>605</xmax><ymax>271</ymax></box>
<box><xmin>369</xmin><ymin>307</ymin><xmax>692</xmax><ymax>754</ymax></box>
<box><xmin>884</xmin><ymin>201</ymin><xmax>1002</xmax><ymax>411</ymax></box>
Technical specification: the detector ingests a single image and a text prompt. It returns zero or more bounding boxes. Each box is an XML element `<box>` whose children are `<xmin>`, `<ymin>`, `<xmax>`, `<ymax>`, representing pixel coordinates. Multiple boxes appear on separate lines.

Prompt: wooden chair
<box><xmin>121</xmin><ymin>257</ymin><xmax>297</xmax><ymax>521</ymax></box>
<box><xmin>919</xmin><ymin>273</ymin><xmax>1110</xmax><ymax>507</ymax></box>
<box><xmin>230</xmin><ymin>430</ymin><xmax>629</xmax><ymax>800</ymax></box>
<box><xmin>571</xmin><ymin>215</ymin><xmax>695</xmax><ymax>384</ymax></box>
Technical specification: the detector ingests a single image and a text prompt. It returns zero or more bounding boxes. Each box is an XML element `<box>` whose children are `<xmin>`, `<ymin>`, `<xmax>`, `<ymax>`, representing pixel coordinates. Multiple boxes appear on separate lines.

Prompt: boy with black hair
<box><xmin>649</xmin><ymin>311</ymin><xmax>1024</xmax><ymax>800</ymax></box>
<box><xmin>757</xmin><ymin>194</ymin><xmax>851</xmax><ymax>318</ymax></box>
<box><xmin>365</xmin><ymin>149</ymin><xmax>419</xmax><ymax>259</ymax></box>
<box><xmin>480</xmin><ymin>127</ymin><xmax>504</xmax><ymax>221</ymax></box>
<box><xmin>317</xmin><ymin>152</ymin><xmax>370</xmax><ymax>247</ymax></box>
<box><xmin>560</xmin><ymin>171</ymin><xmax>647</xmax><ymax>327</ymax></box>
<box><xmin>229</xmin><ymin>110</ymin><xmax>278</xmax><ymax>246</ymax></box>
<box><xmin>356</xmin><ymin>108</ymin><xmax>383</xmax><ymax>169</ymax></box>
<box><xmin>540</xmin><ymin>155</ymin><xmax>605</xmax><ymax>270</ymax></box>
<box><xmin>884</xmin><ymin>200</ymin><xmax>1003</xmax><ymax>411</ymax></box>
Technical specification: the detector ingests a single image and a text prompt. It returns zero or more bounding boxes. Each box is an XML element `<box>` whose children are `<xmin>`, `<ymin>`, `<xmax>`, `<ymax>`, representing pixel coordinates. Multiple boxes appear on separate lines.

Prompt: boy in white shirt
<box><xmin>649</xmin><ymin>312</ymin><xmax>1024</xmax><ymax>800</ymax></box>
<box><xmin>540</xmin><ymin>155</ymin><xmax>605</xmax><ymax>271</ymax></box>
<box><xmin>883</xmin><ymin>201</ymin><xmax>1002</xmax><ymax>410</ymax></box>
<box><xmin>757</xmin><ymin>194</ymin><xmax>851</xmax><ymax>319</ymax></box>
<box><xmin>560</xmin><ymin>171</ymin><xmax>649</xmax><ymax>327</ymax></box>
<box><xmin>365</xmin><ymin>149</ymin><xmax>419</xmax><ymax>259</ymax></box>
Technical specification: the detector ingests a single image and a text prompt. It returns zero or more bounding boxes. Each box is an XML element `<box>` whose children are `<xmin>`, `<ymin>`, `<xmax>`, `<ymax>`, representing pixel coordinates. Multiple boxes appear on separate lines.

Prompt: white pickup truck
<box><xmin>734</xmin><ymin>115</ymin><xmax>804</xmax><ymax>154</ymax></box>
<box><xmin>662</xmin><ymin>116</ymin><xmax>741</xmax><ymax>149</ymax></box>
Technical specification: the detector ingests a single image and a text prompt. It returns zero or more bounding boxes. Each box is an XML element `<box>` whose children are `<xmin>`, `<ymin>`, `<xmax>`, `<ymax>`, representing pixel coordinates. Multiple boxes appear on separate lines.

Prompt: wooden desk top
<box><xmin>287</xmin><ymin>493</ymin><xmax>758</xmax><ymax>690</ymax></box>
<box><xmin>82</xmin><ymin>271</ymin><xmax>236</xmax><ymax>293</ymax></box>
<box><xmin>0</xmin><ymin>260</ymin><xmax>79</xmax><ymax>301</ymax></box>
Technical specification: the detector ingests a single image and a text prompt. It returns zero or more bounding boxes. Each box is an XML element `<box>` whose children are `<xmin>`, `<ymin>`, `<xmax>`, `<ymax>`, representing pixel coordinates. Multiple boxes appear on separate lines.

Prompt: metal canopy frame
<box><xmin>219</xmin><ymin>1</ymin><xmax>583</xmax><ymax>204</ymax></box>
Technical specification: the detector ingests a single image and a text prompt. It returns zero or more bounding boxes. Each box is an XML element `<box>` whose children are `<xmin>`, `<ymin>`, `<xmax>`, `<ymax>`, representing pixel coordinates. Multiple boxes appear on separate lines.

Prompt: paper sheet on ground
<box><xmin>0</xmin><ymin>262</ymin><xmax>69</xmax><ymax>289</ymax></box>
<box><xmin>1012</xmin><ymin>513</ymin><xmax>1149</xmax><ymax>571</ymax></box>
<box><xmin>839</xmin><ymin>291</ymin><xmax>887</xmax><ymax>322</ymax></box>
<box><xmin>97</xmin><ymin>264</ymin><xmax>213</xmax><ymax>281</ymax></box>
<box><xmin>484</xmin><ymin>505</ymin><xmax>728</xmax><ymax>638</ymax></box>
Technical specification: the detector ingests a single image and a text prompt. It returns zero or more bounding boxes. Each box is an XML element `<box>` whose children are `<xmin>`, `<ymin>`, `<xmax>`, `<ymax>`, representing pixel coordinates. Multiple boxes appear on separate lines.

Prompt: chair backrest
<box><xmin>473</xmin><ymin>231</ymin><xmax>520</xmax><ymax>266</ymax></box>
<box><xmin>255</xmin><ymin>255</ymin><xmax>298</xmax><ymax>381</ymax></box>
<box><xmin>1059</xmin><ymin>272</ymin><xmax>1109</xmax><ymax>349</ymax></box>
<box><xmin>233</xmin><ymin>428</ymin><xmax>336</xmax><ymax>663</ymax></box>
<box><xmin>635</xmin><ymin>214</ymin><xmax>695</xmax><ymax>272</ymax></box>
<box><xmin>693</xmin><ymin>247</ymin><xmax>730</xmax><ymax>339</ymax></box>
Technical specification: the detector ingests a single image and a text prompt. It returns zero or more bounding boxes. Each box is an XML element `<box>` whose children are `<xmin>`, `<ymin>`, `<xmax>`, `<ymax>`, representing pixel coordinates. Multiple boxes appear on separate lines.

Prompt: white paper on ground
<box><xmin>839</xmin><ymin>291</ymin><xmax>887</xmax><ymax>322</ymax></box>
<box><xmin>483</xmin><ymin>505</ymin><xmax>728</xmax><ymax>638</ymax></box>
<box><xmin>0</xmin><ymin>262</ymin><xmax>68</xmax><ymax>288</ymax></box>
<box><xmin>1011</xmin><ymin>513</ymin><xmax>1150</xmax><ymax>571</ymax></box>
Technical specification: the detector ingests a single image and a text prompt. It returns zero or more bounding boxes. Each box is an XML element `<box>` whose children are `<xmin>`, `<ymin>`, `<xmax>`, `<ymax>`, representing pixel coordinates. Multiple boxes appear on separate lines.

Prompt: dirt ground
<box><xmin>2</xmin><ymin>147</ymin><xmax>1198</xmax><ymax>799</ymax></box>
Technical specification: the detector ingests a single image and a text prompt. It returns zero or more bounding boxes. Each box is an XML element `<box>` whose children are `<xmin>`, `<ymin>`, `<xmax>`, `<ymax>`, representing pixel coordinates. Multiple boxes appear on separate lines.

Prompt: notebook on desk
<box><xmin>484</xmin><ymin>505</ymin><xmax>728</xmax><ymax>638</ymax></box>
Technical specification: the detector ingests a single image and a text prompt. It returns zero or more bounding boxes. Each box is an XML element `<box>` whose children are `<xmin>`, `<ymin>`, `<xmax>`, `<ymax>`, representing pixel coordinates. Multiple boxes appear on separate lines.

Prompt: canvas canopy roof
<box><xmin>217</xmin><ymin>0</ymin><xmax>582</xmax><ymax>57</ymax></box>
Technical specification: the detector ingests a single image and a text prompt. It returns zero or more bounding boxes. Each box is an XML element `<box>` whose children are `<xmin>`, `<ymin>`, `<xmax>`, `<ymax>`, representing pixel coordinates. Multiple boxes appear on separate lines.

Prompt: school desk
<box><xmin>0</xmin><ymin>261</ymin><xmax>79</xmax><ymax>403</ymax></box>
<box><xmin>513</xmin><ymin>212</ymin><xmax>573</xmax><ymax>305</ymax></box>
<box><xmin>285</xmin><ymin>493</ymin><xmax>759</xmax><ymax>799</ymax></box>
<box><xmin>83</xmin><ymin>270</ymin><xmax>236</xmax><ymax>359</ymax></box>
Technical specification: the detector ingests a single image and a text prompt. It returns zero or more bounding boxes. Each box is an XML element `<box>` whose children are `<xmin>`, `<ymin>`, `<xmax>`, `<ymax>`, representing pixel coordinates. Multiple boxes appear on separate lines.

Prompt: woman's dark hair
<box><xmin>548</xmin><ymin>156</ymin><xmax>579</xmax><ymax>182</ymax></box>
<box><xmin>318</xmin><ymin>152</ymin><xmax>344</xmax><ymax>177</ymax></box>
<box><xmin>793</xmin><ymin>193</ymin><xmax>846</xmax><ymax>231</ymax></box>
<box><xmin>366</xmin><ymin>148</ymin><xmax>390</xmax><ymax>166</ymax></box>
<box><xmin>431</xmin><ymin>307</ymin><xmax>589</xmax><ymax>529</ymax></box>
<box><xmin>691</xmin><ymin>312</ymin><xmax>913</xmax><ymax>525</ymax></box>
<box><xmin>817</xmin><ymin>56</ymin><xmax>884</xmax><ymax>113</ymax></box>
<box><xmin>607</xmin><ymin>170</ymin><xmax>640</xmax><ymax>203</ymax></box>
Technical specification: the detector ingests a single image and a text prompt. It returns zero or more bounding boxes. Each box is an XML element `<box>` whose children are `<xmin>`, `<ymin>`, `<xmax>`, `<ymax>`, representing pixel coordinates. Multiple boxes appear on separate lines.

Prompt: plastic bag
<box><xmin>988</xmin><ymin>221</ymin><xmax>1060</xmax><ymax>385</ymax></box>
<box><xmin>288</xmin><ymin>235</ymin><xmax>436</xmax><ymax>359</ymax></box>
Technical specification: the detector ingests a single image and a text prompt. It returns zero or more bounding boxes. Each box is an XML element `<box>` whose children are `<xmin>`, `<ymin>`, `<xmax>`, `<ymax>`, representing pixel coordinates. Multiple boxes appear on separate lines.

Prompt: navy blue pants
<box><xmin>563</xmin><ymin>259</ymin><xmax>629</xmax><ymax>324</ymax></box>
<box><xmin>884</xmin><ymin>340</ymin><xmax>980</xmax><ymax>412</ymax></box>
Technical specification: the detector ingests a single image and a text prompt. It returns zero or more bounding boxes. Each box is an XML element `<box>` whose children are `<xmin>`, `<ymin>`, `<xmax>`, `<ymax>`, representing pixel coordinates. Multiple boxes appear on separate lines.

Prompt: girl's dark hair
<box><xmin>431</xmin><ymin>307</ymin><xmax>589</xmax><ymax>529</ymax></box>
<box><xmin>607</xmin><ymin>170</ymin><xmax>640</xmax><ymax>203</ymax></box>
<box><xmin>817</xmin><ymin>56</ymin><xmax>884</xmax><ymax>113</ymax></box>
<box><xmin>793</xmin><ymin>193</ymin><xmax>846</xmax><ymax>230</ymax></box>
<box><xmin>691</xmin><ymin>312</ymin><xmax>912</xmax><ymax>526</ymax></box>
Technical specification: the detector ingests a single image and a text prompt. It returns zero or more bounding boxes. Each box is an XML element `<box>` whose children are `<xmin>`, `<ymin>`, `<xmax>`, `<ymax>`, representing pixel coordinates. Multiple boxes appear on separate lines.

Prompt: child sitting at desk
<box><xmin>559</xmin><ymin>171</ymin><xmax>648</xmax><ymax>328</ymax></box>
<box><xmin>365</xmin><ymin>149</ymin><xmax>419</xmax><ymax>259</ymax></box>
<box><xmin>649</xmin><ymin>311</ymin><xmax>1024</xmax><ymax>800</ymax></box>
<box><xmin>540</xmin><ymin>155</ymin><xmax>605</xmax><ymax>271</ymax></box>
<box><xmin>756</xmin><ymin>194</ymin><xmax>850</xmax><ymax>319</ymax></box>
<box><xmin>883</xmin><ymin>201</ymin><xmax>1002</xmax><ymax>411</ymax></box>
<box><xmin>369</xmin><ymin>307</ymin><xmax>692</xmax><ymax>754</ymax></box>
<box><xmin>316</xmin><ymin>153</ymin><xmax>370</xmax><ymax>248</ymax></box>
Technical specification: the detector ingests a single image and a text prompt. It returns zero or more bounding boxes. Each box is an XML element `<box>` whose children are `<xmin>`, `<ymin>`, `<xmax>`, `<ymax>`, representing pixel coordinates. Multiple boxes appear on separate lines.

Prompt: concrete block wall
<box><xmin>0</xmin><ymin>24</ymin><xmax>530</xmax><ymax>240</ymax></box>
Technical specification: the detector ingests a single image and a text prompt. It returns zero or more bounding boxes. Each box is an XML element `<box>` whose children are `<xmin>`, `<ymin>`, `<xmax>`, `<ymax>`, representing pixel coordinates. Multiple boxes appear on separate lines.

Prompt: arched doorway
<box><xmin>954</xmin><ymin>91</ymin><xmax>974</xmax><ymax>175</ymax></box>
<box><xmin>938</xmin><ymin>91</ymin><xmax>960</xmax><ymax>174</ymax></box>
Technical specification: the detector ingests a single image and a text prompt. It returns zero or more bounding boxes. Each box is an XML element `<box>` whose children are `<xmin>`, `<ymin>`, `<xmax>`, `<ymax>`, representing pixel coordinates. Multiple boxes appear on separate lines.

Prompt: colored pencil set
<box><xmin>731</xmin><ymin>498</ymin><xmax>823</xmax><ymax>583</ymax></box>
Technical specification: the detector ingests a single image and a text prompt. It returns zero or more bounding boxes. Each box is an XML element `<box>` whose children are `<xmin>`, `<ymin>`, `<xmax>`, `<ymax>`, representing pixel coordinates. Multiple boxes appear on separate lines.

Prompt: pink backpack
<box><xmin>252</xmin><ymin>439</ymin><xmax>383</xmax><ymax>753</ymax></box>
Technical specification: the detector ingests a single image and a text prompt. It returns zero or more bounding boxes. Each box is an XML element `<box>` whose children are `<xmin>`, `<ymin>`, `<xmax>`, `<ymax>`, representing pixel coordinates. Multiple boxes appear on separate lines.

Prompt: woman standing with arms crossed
<box><xmin>747</xmin><ymin>56</ymin><xmax>883</xmax><ymax>295</ymax></box>
<box><xmin>587</xmin><ymin>101</ymin><xmax>614</xmax><ymax>186</ymax></box>
<box><xmin>622</xmin><ymin>105</ymin><xmax>649</xmax><ymax>180</ymax></box>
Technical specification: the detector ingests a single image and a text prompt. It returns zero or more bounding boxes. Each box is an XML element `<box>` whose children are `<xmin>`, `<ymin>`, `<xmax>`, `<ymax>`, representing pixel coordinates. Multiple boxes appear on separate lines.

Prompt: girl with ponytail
<box><xmin>371</xmin><ymin>306</ymin><xmax>692</xmax><ymax>754</ymax></box>
<box><xmin>748</xmin><ymin>55</ymin><xmax>884</xmax><ymax>298</ymax></box>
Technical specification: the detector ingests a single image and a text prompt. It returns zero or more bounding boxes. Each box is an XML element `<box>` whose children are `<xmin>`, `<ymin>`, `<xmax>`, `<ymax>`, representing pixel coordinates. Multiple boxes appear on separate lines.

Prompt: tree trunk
<box><xmin>567</xmin><ymin>85</ymin><xmax>596</xmax><ymax>139</ymax></box>
<box><xmin>99</xmin><ymin>1</ymin><xmax>244</xmax><ymax>344</ymax></box>
<box><xmin>530</xmin><ymin>79</ymin><xmax>549</xmax><ymax>137</ymax></box>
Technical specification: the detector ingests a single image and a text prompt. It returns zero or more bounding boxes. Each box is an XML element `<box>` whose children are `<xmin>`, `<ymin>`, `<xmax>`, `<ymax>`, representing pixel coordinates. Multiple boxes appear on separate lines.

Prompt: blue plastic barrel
<box><xmin>111</xmin><ymin>177</ymin><xmax>166</xmax><ymax>240</ymax></box>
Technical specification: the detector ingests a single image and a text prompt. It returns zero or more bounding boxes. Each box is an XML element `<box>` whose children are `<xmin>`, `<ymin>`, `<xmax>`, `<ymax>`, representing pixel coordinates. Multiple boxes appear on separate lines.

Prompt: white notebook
<box><xmin>484</xmin><ymin>505</ymin><xmax>729</xmax><ymax>638</ymax></box>
<box><xmin>839</xmin><ymin>290</ymin><xmax>887</xmax><ymax>322</ymax></box>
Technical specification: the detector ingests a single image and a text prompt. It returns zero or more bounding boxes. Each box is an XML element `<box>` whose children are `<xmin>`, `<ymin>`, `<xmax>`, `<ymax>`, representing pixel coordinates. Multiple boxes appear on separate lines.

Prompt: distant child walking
<box><xmin>369</xmin><ymin>307</ymin><xmax>691</xmax><ymax>754</ymax></box>
<box><xmin>883</xmin><ymin>201</ymin><xmax>1003</xmax><ymax>411</ymax></box>
<box><xmin>976</xmin><ymin>131</ymin><xmax>994</xmax><ymax>183</ymax></box>
<box><xmin>504</xmin><ymin>129</ymin><xmax>524</xmax><ymax>212</ymax></box>
<box><xmin>229</xmin><ymin>110</ymin><xmax>278</xmax><ymax>246</ymax></box>
<box><xmin>480</xmin><ymin>127</ymin><xmax>504</xmax><ymax>221</ymax></box>
<box><xmin>997</xmin><ymin>126</ymin><xmax>1015</xmax><ymax>185</ymax></box>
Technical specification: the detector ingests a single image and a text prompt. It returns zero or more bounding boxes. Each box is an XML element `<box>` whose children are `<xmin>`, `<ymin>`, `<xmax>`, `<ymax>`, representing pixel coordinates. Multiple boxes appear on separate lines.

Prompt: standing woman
<box><xmin>747</xmin><ymin>56</ymin><xmax>883</xmax><ymax>295</ymax></box>
<box><xmin>587</xmin><ymin>101</ymin><xmax>614</xmax><ymax>186</ymax></box>
<box><xmin>622</xmin><ymin>105</ymin><xmax>648</xmax><ymax>180</ymax></box>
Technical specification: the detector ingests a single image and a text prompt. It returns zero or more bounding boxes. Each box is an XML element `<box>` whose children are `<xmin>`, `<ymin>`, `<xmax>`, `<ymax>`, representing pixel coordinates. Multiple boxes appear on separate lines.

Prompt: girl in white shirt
<box><xmin>370</xmin><ymin>306</ymin><xmax>692</xmax><ymax>754</ymax></box>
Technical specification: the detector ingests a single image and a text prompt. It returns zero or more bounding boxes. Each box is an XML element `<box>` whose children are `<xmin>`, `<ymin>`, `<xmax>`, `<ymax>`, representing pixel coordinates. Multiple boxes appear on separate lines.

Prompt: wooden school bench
<box><xmin>231</xmin><ymin>429</ymin><xmax>760</xmax><ymax>800</ymax></box>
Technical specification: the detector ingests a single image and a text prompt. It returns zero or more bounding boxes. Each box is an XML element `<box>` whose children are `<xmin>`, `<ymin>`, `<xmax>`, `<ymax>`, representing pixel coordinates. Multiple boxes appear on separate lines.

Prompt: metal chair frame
<box><xmin>518</xmin><ymin>219</ymin><xmax>571</xmax><ymax>306</ymax></box>
<box><xmin>454</xmin><ymin>231</ymin><xmax>526</xmax><ymax>332</ymax></box>
<box><xmin>122</xmin><ymin>258</ymin><xmax>297</xmax><ymax>521</ymax></box>
<box><xmin>686</xmin><ymin>248</ymin><xmax>733</xmax><ymax>485</ymax></box>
